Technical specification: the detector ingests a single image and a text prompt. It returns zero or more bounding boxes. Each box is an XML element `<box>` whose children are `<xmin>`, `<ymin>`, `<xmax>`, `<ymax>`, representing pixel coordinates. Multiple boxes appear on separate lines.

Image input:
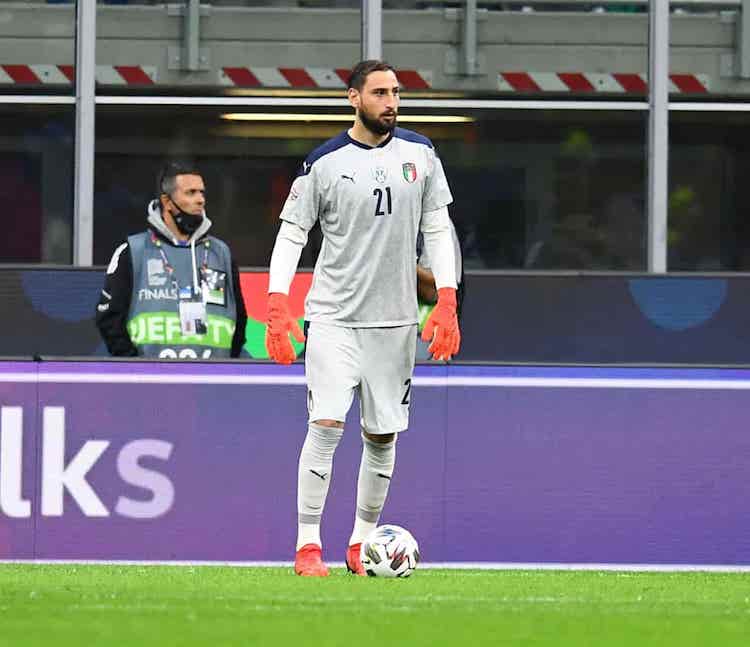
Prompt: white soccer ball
<box><xmin>360</xmin><ymin>524</ymin><xmax>420</xmax><ymax>578</ymax></box>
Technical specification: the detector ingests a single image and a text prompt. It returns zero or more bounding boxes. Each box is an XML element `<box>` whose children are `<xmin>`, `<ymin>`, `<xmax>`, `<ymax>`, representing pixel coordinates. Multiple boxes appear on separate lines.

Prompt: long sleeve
<box><xmin>268</xmin><ymin>220</ymin><xmax>308</xmax><ymax>295</ymax></box>
<box><xmin>96</xmin><ymin>242</ymin><xmax>138</xmax><ymax>357</ymax></box>
<box><xmin>420</xmin><ymin>206</ymin><xmax>457</xmax><ymax>290</ymax></box>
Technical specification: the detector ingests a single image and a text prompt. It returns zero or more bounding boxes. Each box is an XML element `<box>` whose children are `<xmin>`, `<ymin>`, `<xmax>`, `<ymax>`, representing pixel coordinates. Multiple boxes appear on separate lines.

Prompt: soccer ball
<box><xmin>360</xmin><ymin>524</ymin><xmax>420</xmax><ymax>578</ymax></box>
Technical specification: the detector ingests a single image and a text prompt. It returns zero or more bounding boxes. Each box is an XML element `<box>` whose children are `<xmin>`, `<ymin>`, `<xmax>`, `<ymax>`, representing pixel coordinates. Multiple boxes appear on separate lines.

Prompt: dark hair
<box><xmin>157</xmin><ymin>161</ymin><xmax>202</xmax><ymax>196</ymax></box>
<box><xmin>347</xmin><ymin>59</ymin><xmax>397</xmax><ymax>91</ymax></box>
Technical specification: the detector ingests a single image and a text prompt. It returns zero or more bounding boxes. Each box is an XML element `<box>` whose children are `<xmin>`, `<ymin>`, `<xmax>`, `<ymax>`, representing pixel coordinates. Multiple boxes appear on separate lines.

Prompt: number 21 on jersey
<box><xmin>373</xmin><ymin>187</ymin><xmax>392</xmax><ymax>216</ymax></box>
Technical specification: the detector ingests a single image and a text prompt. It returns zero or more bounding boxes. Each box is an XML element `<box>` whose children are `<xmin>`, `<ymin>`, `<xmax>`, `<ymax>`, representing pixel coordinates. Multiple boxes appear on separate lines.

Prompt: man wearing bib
<box><xmin>96</xmin><ymin>162</ymin><xmax>247</xmax><ymax>359</ymax></box>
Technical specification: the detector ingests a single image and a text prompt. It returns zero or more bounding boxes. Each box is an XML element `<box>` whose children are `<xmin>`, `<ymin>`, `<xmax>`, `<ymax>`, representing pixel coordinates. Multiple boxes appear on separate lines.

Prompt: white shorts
<box><xmin>304</xmin><ymin>322</ymin><xmax>417</xmax><ymax>435</ymax></box>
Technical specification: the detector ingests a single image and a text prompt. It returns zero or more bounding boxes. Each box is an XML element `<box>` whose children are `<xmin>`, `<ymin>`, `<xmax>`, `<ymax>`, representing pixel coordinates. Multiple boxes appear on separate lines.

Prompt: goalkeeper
<box><xmin>265</xmin><ymin>59</ymin><xmax>460</xmax><ymax>577</ymax></box>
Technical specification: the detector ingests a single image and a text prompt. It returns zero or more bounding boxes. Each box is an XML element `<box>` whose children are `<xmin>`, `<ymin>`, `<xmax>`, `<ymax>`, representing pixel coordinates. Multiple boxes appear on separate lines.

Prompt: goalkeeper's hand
<box><xmin>265</xmin><ymin>292</ymin><xmax>305</xmax><ymax>365</ymax></box>
<box><xmin>421</xmin><ymin>287</ymin><xmax>460</xmax><ymax>361</ymax></box>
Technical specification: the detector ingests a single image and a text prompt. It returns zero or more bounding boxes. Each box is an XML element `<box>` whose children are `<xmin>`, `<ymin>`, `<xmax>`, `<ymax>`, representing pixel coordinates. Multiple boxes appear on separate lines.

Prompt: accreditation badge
<box><xmin>200</xmin><ymin>267</ymin><xmax>228</xmax><ymax>307</ymax></box>
<box><xmin>179</xmin><ymin>299</ymin><xmax>207</xmax><ymax>336</ymax></box>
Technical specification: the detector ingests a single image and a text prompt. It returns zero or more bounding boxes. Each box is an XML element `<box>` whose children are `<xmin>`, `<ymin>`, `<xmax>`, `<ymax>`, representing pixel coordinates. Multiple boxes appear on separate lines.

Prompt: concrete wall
<box><xmin>0</xmin><ymin>3</ymin><xmax>744</xmax><ymax>94</ymax></box>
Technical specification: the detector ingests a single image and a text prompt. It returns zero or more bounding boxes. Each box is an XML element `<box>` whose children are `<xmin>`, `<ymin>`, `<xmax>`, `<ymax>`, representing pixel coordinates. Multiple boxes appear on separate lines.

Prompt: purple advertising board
<box><xmin>0</xmin><ymin>361</ymin><xmax>748</xmax><ymax>566</ymax></box>
<box><xmin>0</xmin><ymin>361</ymin><xmax>37</xmax><ymax>559</ymax></box>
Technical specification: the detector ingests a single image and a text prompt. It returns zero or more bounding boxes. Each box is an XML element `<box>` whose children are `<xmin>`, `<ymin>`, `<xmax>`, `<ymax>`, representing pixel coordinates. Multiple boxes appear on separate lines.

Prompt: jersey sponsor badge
<box><xmin>288</xmin><ymin>176</ymin><xmax>304</xmax><ymax>202</ymax></box>
<box><xmin>402</xmin><ymin>162</ymin><xmax>417</xmax><ymax>183</ymax></box>
<box><xmin>373</xmin><ymin>166</ymin><xmax>388</xmax><ymax>184</ymax></box>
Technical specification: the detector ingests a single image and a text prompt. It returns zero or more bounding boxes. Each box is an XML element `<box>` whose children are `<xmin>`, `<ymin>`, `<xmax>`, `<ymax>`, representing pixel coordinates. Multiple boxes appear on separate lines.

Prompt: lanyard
<box><xmin>150</xmin><ymin>230</ymin><xmax>210</xmax><ymax>295</ymax></box>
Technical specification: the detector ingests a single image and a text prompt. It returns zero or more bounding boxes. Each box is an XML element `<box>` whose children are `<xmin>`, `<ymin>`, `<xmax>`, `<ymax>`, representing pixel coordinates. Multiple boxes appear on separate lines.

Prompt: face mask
<box><xmin>167</xmin><ymin>196</ymin><xmax>203</xmax><ymax>236</ymax></box>
<box><xmin>173</xmin><ymin>210</ymin><xmax>203</xmax><ymax>236</ymax></box>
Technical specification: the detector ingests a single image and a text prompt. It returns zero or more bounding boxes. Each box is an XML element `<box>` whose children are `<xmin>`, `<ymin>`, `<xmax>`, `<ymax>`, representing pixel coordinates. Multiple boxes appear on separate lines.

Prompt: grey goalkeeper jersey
<box><xmin>280</xmin><ymin>127</ymin><xmax>453</xmax><ymax>326</ymax></box>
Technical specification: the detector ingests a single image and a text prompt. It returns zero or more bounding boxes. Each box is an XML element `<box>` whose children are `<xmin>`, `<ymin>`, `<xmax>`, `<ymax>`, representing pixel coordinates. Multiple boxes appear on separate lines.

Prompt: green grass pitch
<box><xmin>0</xmin><ymin>565</ymin><xmax>748</xmax><ymax>646</ymax></box>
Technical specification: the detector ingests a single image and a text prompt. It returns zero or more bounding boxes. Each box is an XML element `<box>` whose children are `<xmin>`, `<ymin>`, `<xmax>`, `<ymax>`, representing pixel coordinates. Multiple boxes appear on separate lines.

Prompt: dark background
<box><xmin>5</xmin><ymin>268</ymin><xmax>748</xmax><ymax>364</ymax></box>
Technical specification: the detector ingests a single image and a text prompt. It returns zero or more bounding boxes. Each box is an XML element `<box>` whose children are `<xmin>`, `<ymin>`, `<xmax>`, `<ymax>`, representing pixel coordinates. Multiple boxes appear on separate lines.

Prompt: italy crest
<box><xmin>402</xmin><ymin>162</ymin><xmax>417</xmax><ymax>183</ymax></box>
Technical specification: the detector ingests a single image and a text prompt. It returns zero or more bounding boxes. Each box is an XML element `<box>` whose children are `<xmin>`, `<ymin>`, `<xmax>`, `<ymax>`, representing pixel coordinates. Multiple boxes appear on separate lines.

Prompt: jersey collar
<box><xmin>345</xmin><ymin>130</ymin><xmax>394</xmax><ymax>150</ymax></box>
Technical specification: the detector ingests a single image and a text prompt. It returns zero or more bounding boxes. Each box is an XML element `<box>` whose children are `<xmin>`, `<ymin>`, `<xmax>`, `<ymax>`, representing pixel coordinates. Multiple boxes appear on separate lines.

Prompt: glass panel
<box><xmin>449</xmin><ymin>108</ymin><xmax>647</xmax><ymax>270</ymax></box>
<box><xmin>384</xmin><ymin>1</ymin><xmax>651</xmax><ymax>98</ymax></box>
<box><xmin>668</xmin><ymin>110</ymin><xmax>749</xmax><ymax>271</ymax></box>
<box><xmin>0</xmin><ymin>104</ymin><xmax>75</xmax><ymax>263</ymax></box>
<box><xmin>96</xmin><ymin>1</ymin><xmax>360</xmax><ymax>92</ymax></box>
<box><xmin>94</xmin><ymin>104</ymin><xmax>646</xmax><ymax>270</ymax></box>
<box><xmin>0</xmin><ymin>2</ymin><xmax>75</xmax><ymax>94</ymax></box>
<box><xmin>0</xmin><ymin>2</ymin><xmax>76</xmax><ymax>263</ymax></box>
<box><xmin>94</xmin><ymin>105</ymin><xmax>326</xmax><ymax>266</ymax></box>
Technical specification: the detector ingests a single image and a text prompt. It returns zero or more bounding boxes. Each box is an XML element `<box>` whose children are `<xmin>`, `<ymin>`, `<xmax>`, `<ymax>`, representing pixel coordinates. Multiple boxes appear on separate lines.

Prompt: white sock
<box><xmin>296</xmin><ymin>423</ymin><xmax>344</xmax><ymax>551</ymax></box>
<box><xmin>350</xmin><ymin>516</ymin><xmax>377</xmax><ymax>547</ymax></box>
<box><xmin>296</xmin><ymin>523</ymin><xmax>321</xmax><ymax>549</ymax></box>
<box><xmin>349</xmin><ymin>433</ymin><xmax>396</xmax><ymax>546</ymax></box>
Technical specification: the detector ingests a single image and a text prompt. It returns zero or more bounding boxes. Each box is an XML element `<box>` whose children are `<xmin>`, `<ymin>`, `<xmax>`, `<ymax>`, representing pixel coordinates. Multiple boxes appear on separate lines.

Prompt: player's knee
<box><xmin>312</xmin><ymin>418</ymin><xmax>344</xmax><ymax>429</ymax></box>
<box><xmin>362</xmin><ymin>430</ymin><xmax>396</xmax><ymax>444</ymax></box>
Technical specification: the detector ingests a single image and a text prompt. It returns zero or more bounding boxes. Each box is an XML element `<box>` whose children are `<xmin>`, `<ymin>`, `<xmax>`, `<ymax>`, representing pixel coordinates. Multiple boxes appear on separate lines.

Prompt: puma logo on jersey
<box><xmin>340</xmin><ymin>173</ymin><xmax>356</xmax><ymax>183</ymax></box>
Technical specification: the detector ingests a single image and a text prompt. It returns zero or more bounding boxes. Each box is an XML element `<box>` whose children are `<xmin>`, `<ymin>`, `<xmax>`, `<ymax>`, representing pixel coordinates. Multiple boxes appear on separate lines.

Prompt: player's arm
<box><xmin>269</xmin><ymin>220</ymin><xmax>308</xmax><ymax>295</ymax></box>
<box><xmin>419</xmin><ymin>220</ymin><xmax>463</xmax><ymax>310</ymax></box>
<box><xmin>96</xmin><ymin>242</ymin><xmax>138</xmax><ymax>357</ymax></box>
<box><xmin>266</xmin><ymin>166</ymin><xmax>319</xmax><ymax>364</ymax></box>
<box><xmin>420</xmin><ymin>206</ymin><xmax>460</xmax><ymax>361</ymax></box>
<box><xmin>420</xmin><ymin>206</ymin><xmax>457</xmax><ymax>293</ymax></box>
<box><xmin>266</xmin><ymin>221</ymin><xmax>308</xmax><ymax>364</ymax></box>
<box><xmin>416</xmin><ymin>264</ymin><xmax>437</xmax><ymax>304</ymax></box>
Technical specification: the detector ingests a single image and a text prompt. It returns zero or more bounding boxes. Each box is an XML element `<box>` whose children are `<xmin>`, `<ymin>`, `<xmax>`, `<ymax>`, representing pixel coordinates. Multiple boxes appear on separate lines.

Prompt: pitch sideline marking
<box><xmin>0</xmin><ymin>559</ymin><xmax>748</xmax><ymax>573</ymax></box>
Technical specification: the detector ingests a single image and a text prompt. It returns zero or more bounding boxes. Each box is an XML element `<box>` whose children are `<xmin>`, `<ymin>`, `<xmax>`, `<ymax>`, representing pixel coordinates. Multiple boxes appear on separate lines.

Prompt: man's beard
<box><xmin>359</xmin><ymin>108</ymin><xmax>397</xmax><ymax>136</ymax></box>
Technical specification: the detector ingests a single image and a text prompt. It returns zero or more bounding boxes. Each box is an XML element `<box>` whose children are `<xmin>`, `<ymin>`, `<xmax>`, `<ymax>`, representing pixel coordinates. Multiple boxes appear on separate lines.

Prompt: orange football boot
<box><xmin>345</xmin><ymin>543</ymin><xmax>366</xmax><ymax>576</ymax></box>
<box><xmin>294</xmin><ymin>543</ymin><xmax>329</xmax><ymax>577</ymax></box>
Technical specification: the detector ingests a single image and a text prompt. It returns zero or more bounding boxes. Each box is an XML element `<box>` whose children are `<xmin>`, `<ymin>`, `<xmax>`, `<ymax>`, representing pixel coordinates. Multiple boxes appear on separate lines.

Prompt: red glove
<box><xmin>265</xmin><ymin>292</ymin><xmax>305</xmax><ymax>365</ymax></box>
<box><xmin>421</xmin><ymin>287</ymin><xmax>460</xmax><ymax>361</ymax></box>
